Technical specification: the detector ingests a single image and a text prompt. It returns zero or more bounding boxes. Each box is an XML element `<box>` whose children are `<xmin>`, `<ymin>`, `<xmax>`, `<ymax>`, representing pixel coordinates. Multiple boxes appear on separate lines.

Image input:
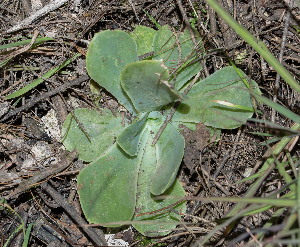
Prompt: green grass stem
<box><xmin>205</xmin><ymin>0</ymin><xmax>300</xmax><ymax>94</ymax></box>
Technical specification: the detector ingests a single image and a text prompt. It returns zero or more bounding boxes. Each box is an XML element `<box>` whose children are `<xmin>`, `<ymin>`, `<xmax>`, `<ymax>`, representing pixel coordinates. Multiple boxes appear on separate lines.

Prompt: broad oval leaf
<box><xmin>118</xmin><ymin>111</ymin><xmax>184</xmax><ymax>193</ymax></box>
<box><xmin>153</xmin><ymin>25</ymin><xmax>204</xmax><ymax>90</ymax></box>
<box><xmin>150</xmin><ymin>118</ymin><xmax>185</xmax><ymax>195</ymax></box>
<box><xmin>77</xmin><ymin>143</ymin><xmax>139</xmax><ymax>226</ymax></box>
<box><xmin>86</xmin><ymin>30</ymin><xmax>138</xmax><ymax>114</ymax></box>
<box><xmin>133</xmin><ymin>179</ymin><xmax>186</xmax><ymax>237</ymax></box>
<box><xmin>62</xmin><ymin>108</ymin><xmax>123</xmax><ymax>162</ymax></box>
<box><xmin>121</xmin><ymin>60</ymin><xmax>179</xmax><ymax>113</ymax></box>
<box><xmin>173</xmin><ymin>66</ymin><xmax>259</xmax><ymax>129</ymax></box>
<box><xmin>129</xmin><ymin>25</ymin><xmax>156</xmax><ymax>57</ymax></box>
<box><xmin>76</xmin><ymin>112</ymin><xmax>186</xmax><ymax>233</ymax></box>
<box><xmin>132</xmin><ymin>120</ymin><xmax>186</xmax><ymax>236</ymax></box>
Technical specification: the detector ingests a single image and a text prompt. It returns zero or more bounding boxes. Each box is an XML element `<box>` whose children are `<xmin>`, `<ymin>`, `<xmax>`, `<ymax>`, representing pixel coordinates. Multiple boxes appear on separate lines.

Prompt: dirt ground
<box><xmin>0</xmin><ymin>0</ymin><xmax>300</xmax><ymax>246</ymax></box>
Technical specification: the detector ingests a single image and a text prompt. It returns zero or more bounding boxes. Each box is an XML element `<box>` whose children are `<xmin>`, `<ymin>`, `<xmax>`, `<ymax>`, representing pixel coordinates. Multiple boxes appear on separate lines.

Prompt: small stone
<box><xmin>41</xmin><ymin>109</ymin><xmax>61</xmax><ymax>141</ymax></box>
<box><xmin>243</xmin><ymin>167</ymin><xmax>252</xmax><ymax>177</ymax></box>
<box><xmin>31</xmin><ymin>141</ymin><xmax>59</xmax><ymax>166</ymax></box>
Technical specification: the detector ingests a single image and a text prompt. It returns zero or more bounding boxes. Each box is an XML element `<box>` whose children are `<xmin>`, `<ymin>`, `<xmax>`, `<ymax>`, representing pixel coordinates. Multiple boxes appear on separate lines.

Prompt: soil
<box><xmin>0</xmin><ymin>0</ymin><xmax>300</xmax><ymax>246</ymax></box>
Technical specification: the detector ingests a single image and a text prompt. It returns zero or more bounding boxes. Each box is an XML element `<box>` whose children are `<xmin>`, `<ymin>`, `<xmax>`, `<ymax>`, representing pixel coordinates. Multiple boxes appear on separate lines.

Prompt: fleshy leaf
<box><xmin>62</xmin><ymin>108</ymin><xmax>123</xmax><ymax>162</ymax></box>
<box><xmin>153</xmin><ymin>25</ymin><xmax>203</xmax><ymax>90</ymax></box>
<box><xmin>129</xmin><ymin>25</ymin><xmax>156</xmax><ymax>57</ymax></box>
<box><xmin>117</xmin><ymin>112</ymin><xmax>148</xmax><ymax>156</ymax></box>
<box><xmin>121</xmin><ymin>60</ymin><xmax>179</xmax><ymax>113</ymax></box>
<box><xmin>133</xmin><ymin>179</ymin><xmax>186</xmax><ymax>237</ymax></box>
<box><xmin>151</xmin><ymin>119</ymin><xmax>184</xmax><ymax>195</ymax></box>
<box><xmin>132</xmin><ymin>117</ymin><xmax>186</xmax><ymax>236</ymax></box>
<box><xmin>173</xmin><ymin>66</ymin><xmax>259</xmax><ymax>129</ymax></box>
<box><xmin>77</xmin><ymin>143</ymin><xmax>139</xmax><ymax>226</ymax></box>
<box><xmin>76</xmin><ymin>113</ymin><xmax>186</xmax><ymax>233</ymax></box>
<box><xmin>118</xmin><ymin>111</ymin><xmax>184</xmax><ymax>193</ymax></box>
<box><xmin>86</xmin><ymin>30</ymin><xmax>138</xmax><ymax>113</ymax></box>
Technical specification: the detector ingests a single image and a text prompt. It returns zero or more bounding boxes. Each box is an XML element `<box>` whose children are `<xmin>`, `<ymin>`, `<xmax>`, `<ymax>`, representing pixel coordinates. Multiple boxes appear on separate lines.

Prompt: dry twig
<box><xmin>6</xmin><ymin>0</ymin><xmax>69</xmax><ymax>33</ymax></box>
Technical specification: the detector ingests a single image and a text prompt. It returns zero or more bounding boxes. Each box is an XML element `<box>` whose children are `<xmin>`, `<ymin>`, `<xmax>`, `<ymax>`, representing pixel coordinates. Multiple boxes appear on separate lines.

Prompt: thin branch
<box><xmin>6</xmin><ymin>0</ymin><xmax>69</xmax><ymax>33</ymax></box>
<box><xmin>40</xmin><ymin>181</ymin><xmax>107</xmax><ymax>246</ymax></box>
<box><xmin>0</xmin><ymin>75</ymin><xmax>89</xmax><ymax>123</ymax></box>
<box><xmin>5</xmin><ymin>149</ymin><xmax>79</xmax><ymax>200</ymax></box>
<box><xmin>271</xmin><ymin>1</ymin><xmax>293</xmax><ymax>123</ymax></box>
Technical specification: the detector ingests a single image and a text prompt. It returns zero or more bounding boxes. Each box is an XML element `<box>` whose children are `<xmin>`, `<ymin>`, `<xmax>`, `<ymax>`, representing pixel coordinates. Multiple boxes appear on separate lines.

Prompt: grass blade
<box><xmin>249</xmin><ymin>91</ymin><xmax>300</xmax><ymax>126</ymax></box>
<box><xmin>22</xmin><ymin>222</ymin><xmax>33</xmax><ymax>247</ymax></box>
<box><xmin>142</xmin><ymin>9</ymin><xmax>162</xmax><ymax>29</ymax></box>
<box><xmin>3</xmin><ymin>225</ymin><xmax>23</xmax><ymax>247</ymax></box>
<box><xmin>0</xmin><ymin>37</ymin><xmax>54</xmax><ymax>50</ymax></box>
<box><xmin>0</xmin><ymin>57</ymin><xmax>12</xmax><ymax>68</ymax></box>
<box><xmin>6</xmin><ymin>53</ymin><xmax>81</xmax><ymax>99</ymax></box>
<box><xmin>205</xmin><ymin>0</ymin><xmax>300</xmax><ymax>93</ymax></box>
